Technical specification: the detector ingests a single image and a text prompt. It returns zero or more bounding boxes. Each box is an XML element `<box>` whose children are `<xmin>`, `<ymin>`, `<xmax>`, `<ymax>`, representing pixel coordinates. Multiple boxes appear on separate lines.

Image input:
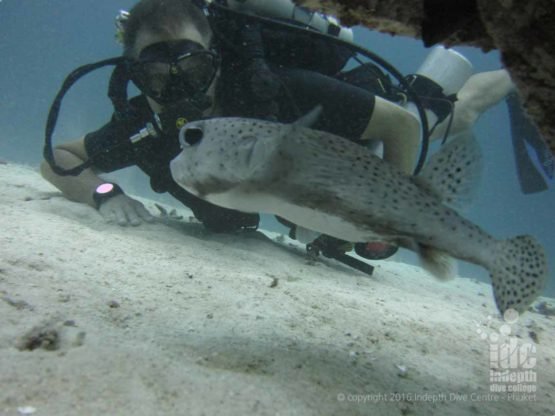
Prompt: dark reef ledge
<box><xmin>296</xmin><ymin>0</ymin><xmax>555</xmax><ymax>156</ymax></box>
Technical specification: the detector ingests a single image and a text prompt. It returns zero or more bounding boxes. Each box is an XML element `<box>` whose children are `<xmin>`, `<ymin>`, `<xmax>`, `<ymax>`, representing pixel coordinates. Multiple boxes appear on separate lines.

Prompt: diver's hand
<box><xmin>98</xmin><ymin>194</ymin><xmax>154</xmax><ymax>226</ymax></box>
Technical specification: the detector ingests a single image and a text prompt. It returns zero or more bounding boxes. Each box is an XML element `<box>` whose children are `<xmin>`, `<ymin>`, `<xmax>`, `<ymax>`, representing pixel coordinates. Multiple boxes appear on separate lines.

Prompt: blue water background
<box><xmin>0</xmin><ymin>0</ymin><xmax>553</xmax><ymax>296</ymax></box>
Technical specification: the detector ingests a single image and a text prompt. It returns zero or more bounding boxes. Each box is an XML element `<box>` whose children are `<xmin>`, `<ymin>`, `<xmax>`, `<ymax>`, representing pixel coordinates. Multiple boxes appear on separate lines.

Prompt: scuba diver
<box><xmin>40</xmin><ymin>0</ymin><xmax>535</xmax><ymax>274</ymax></box>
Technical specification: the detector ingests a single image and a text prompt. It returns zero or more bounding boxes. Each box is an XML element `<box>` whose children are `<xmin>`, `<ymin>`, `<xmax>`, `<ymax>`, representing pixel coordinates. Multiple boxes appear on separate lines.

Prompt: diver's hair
<box><xmin>123</xmin><ymin>0</ymin><xmax>211</xmax><ymax>57</ymax></box>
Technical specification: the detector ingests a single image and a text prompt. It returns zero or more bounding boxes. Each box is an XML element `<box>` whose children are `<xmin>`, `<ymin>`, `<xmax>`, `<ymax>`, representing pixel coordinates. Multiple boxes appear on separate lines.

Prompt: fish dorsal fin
<box><xmin>293</xmin><ymin>105</ymin><xmax>323</xmax><ymax>128</ymax></box>
<box><xmin>415</xmin><ymin>130</ymin><xmax>483</xmax><ymax>210</ymax></box>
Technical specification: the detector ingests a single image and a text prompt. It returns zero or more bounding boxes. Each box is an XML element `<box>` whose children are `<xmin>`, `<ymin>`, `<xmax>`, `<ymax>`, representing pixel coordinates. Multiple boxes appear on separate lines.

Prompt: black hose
<box><xmin>43</xmin><ymin>57</ymin><xmax>124</xmax><ymax>176</ymax></box>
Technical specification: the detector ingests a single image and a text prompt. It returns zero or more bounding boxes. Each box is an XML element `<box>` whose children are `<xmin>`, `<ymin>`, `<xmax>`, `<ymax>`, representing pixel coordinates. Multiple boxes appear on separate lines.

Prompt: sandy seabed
<box><xmin>0</xmin><ymin>162</ymin><xmax>554</xmax><ymax>416</ymax></box>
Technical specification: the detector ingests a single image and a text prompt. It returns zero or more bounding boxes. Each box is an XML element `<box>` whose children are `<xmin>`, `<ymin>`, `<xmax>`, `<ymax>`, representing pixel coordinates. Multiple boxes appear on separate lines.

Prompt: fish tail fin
<box><xmin>491</xmin><ymin>235</ymin><xmax>547</xmax><ymax>314</ymax></box>
<box><xmin>418</xmin><ymin>244</ymin><xmax>457</xmax><ymax>281</ymax></box>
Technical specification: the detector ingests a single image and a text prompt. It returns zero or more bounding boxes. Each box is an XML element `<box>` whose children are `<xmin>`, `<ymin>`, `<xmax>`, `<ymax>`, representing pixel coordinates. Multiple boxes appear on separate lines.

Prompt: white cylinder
<box><xmin>416</xmin><ymin>46</ymin><xmax>473</xmax><ymax>95</ymax></box>
<box><xmin>225</xmin><ymin>0</ymin><xmax>353</xmax><ymax>42</ymax></box>
<box><xmin>226</xmin><ymin>0</ymin><xmax>294</xmax><ymax>20</ymax></box>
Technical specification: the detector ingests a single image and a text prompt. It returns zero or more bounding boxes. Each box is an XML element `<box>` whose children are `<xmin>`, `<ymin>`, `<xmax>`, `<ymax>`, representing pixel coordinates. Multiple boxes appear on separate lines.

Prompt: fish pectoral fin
<box><xmin>418</xmin><ymin>244</ymin><xmax>457</xmax><ymax>281</ymax></box>
<box><xmin>240</xmin><ymin>135</ymin><xmax>280</xmax><ymax>178</ymax></box>
<box><xmin>415</xmin><ymin>130</ymin><xmax>483</xmax><ymax>210</ymax></box>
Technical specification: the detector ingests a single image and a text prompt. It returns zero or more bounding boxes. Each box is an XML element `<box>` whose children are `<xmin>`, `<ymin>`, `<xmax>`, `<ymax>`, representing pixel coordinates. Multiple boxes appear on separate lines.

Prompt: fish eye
<box><xmin>183</xmin><ymin>127</ymin><xmax>203</xmax><ymax>146</ymax></box>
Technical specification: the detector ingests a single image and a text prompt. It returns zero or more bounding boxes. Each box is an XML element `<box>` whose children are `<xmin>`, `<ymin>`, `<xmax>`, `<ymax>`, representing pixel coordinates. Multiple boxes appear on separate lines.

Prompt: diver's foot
<box><xmin>355</xmin><ymin>242</ymin><xmax>399</xmax><ymax>260</ymax></box>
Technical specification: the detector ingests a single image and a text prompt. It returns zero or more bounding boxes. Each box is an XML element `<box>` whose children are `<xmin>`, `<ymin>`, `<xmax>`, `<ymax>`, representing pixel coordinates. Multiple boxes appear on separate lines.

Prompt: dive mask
<box><xmin>129</xmin><ymin>39</ymin><xmax>220</xmax><ymax>105</ymax></box>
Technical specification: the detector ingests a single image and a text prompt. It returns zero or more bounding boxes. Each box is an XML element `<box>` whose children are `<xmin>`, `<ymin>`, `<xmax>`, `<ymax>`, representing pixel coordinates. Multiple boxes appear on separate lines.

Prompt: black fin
<box><xmin>506</xmin><ymin>93</ymin><xmax>549</xmax><ymax>194</ymax></box>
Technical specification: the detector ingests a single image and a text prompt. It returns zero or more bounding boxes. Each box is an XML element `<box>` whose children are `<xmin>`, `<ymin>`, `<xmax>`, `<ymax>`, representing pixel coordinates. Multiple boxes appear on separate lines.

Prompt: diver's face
<box><xmin>132</xmin><ymin>25</ymin><xmax>216</xmax><ymax>112</ymax></box>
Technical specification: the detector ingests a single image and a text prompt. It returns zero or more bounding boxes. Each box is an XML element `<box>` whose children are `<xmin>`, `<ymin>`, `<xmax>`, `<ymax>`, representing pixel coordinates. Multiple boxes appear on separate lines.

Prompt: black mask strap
<box><xmin>44</xmin><ymin>57</ymin><xmax>126</xmax><ymax>176</ymax></box>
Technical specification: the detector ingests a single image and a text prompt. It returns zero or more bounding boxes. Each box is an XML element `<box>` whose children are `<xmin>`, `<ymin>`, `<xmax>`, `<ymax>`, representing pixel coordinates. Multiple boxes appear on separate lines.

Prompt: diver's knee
<box><xmin>371</xmin><ymin>97</ymin><xmax>420</xmax><ymax>140</ymax></box>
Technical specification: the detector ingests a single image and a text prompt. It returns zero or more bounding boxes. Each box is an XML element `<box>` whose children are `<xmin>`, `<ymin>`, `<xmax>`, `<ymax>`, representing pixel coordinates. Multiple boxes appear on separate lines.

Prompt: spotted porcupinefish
<box><xmin>169</xmin><ymin>108</ymin><xmax>548</xmax><ymax>314</ymax></box>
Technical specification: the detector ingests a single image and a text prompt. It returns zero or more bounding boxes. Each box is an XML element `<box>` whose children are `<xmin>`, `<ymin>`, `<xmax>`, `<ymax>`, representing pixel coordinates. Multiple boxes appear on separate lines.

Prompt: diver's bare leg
<box><xmin>430</xmin><ymin>69</ymin><xmax>515</xmax><ymax>141</ymax></box>
<box><xmin>361</xmin><ymin>96</ymin><xmax>421</xmax><ymax>174</ymax></box>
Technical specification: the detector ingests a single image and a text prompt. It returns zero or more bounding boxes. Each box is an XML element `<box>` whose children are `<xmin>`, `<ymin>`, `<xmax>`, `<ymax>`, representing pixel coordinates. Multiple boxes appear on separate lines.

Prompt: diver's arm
<box><xmin>40</xmin><ymin>137</ymin><xmax>104</xmax><ymax>207</ymax></box>
<box><xmin>40</xmin><ymin>138</ymin><xmax>154</xmax><ymax>225</ymax></box>
<box><xmin>361</xmin><ymin>96</ymin><xmax>420</xmax><ymax>174</ymax></box>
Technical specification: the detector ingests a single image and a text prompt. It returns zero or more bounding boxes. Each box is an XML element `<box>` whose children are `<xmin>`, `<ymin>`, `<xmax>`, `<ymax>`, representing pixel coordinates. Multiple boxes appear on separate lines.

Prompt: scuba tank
<box><xmin>217</xmin><ymin>0</ymin><xmax>353</xmax><ymax>42</ymax></box>
<box><xmin>404</xmin><ymin>46</ymin><xmax>473</xmax><ymax>131</ymax></box>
